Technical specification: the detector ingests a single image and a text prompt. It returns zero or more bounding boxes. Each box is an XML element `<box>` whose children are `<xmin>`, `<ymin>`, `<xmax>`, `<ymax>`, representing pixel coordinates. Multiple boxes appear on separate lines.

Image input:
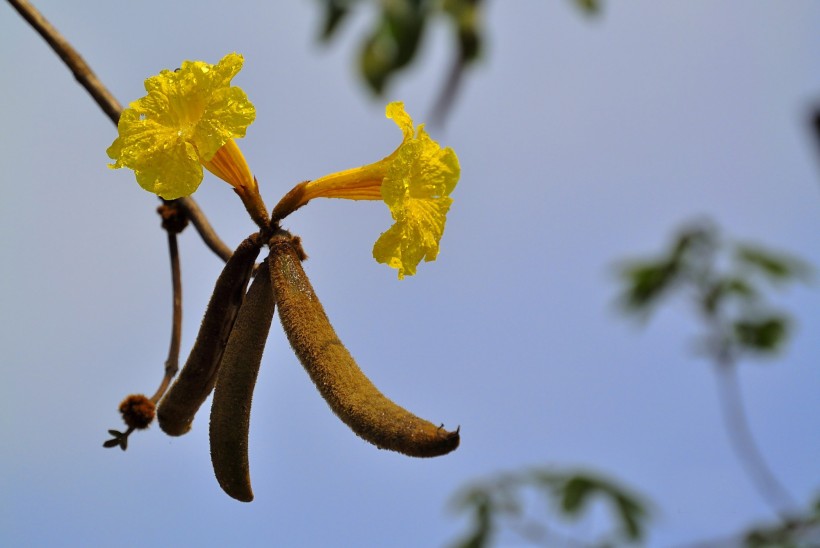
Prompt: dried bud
<box><xmin>119</xmin><ymin>394</ymin><xmax>156</xmax><ymax>430</ymax></box>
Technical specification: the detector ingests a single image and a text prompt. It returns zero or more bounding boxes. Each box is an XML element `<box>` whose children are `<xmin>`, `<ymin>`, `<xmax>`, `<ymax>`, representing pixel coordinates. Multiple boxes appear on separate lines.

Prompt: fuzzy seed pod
<box><xmin>209</xmin><ymin>258</ymin><xmax>276</xmax><ymax>502</ymax></box>
<box><xmin>158</xmin><ymin>235</ymin><xmax>262</xmax><ymax>436</ymax></box>
<box><xmin>268</xmin><ymin>234</ymin><xmax>460</xmax><ymax>458</ymax></box>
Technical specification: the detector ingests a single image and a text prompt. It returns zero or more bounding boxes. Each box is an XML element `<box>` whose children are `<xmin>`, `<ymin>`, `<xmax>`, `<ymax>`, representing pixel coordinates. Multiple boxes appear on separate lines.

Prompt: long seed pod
<box><xmin>209</xmin><ymin>258</ymin><xmax>275</xmax><ymax>502</ymax></box>
<box><xmin>268</xmin><ymin>234</ymin><xmax>460</xmax><ymax>458</ymax></box>
<box><xmin>157</xmin><ymin>235</ymin><xmax>262</xmax><ymax>436</ymax></box>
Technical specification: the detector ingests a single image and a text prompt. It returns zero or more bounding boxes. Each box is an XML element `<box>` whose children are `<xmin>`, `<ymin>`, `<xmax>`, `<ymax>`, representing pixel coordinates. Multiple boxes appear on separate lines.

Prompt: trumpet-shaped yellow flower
<box><xmin>374</xmin><ymin>104</ymin><xmax>460</xmax><ymax>278</ymax></box>
<box><xmin>107</xmin><ymin>53</ymin><xmax>256</xmax><ymax>200</ymax></box>
<box><xmin>273</xmin><ymin>102</ymin><xmax>460</xmax><ymax>278</ymax></box>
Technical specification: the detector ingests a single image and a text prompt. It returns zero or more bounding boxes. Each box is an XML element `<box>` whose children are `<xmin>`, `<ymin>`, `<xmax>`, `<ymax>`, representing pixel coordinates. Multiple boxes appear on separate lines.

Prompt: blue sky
<box><xmin>2</xmin><ymin>1</ymin><xmax>820</xmax><ymax>546</ymax></box>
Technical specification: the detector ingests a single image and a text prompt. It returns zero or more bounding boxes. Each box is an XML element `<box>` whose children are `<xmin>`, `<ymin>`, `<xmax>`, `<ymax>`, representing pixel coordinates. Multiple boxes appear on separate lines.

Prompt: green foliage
<box><xmin>618</xmin><ymin>225</ymin><xmax>715</xmax><ymax>312</ymax></box>
<box><xmin>359</xmin><ymin>0</ymin><xmax>429</xmax><ymax>93</ymax></box>
<box><xmin>315</xmin><ymin>0</ymin><xmax>597</xmax><ymax>96</ymax></box>
<box><xmin>553</xmin><ymin>473</ymin><xmax>645</xmax><ymax>539</ymax></box>
<box><xmin>573</xmin><ymin>0</ymin><xmax>602</xmax><ymax>16</ymax></box>
<box><xmin>744</xmin><ymin>496</ymin><xmax>820</xmax><ymax>547</ymax></box>
<box><xmin>318</xmin><ymin>0</ymin><xmax>429</xmax><ymax>94</ymax></box>
<box><xmin>317</xmin><ymin>0</ymin><xmax>352</xmax><ymax>40</ymax></box>
<box><xmin>735</xmin><ymin>244</ymin><xmax>812</xmax><ymax>284</ymax></box>
<box><xmin>733</xmin><ymin>316</ymin><xmax>789</xmax><ymax>354</ymax></box>
<box><xmin>450</xmin><ymin>469</ymin><xmax>648</xmax><ymax>547</ymax></box>
<box><xmin>617</xmin><ymin>220</ymin><xmax>809</xmax><ymax>360</ymax></box>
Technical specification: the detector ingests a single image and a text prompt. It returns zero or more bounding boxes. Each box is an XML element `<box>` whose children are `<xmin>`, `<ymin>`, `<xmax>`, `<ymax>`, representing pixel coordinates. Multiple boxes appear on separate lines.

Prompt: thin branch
<box><xmin>429</xmin><ymin>50</ymin><xmax>468</xmax><ymax>128</ymax></box>
<box><xmin>151</xmin><ymin>229</ymin><xmax>183</xmax><ymax>404</ymax></box>
<box><xmin>713</xmin><ymin>360</ymin><xmax>797</xmax><ymax>518</ymax></box>
<box><xmin>7</xmin><ymin>0</ymin><xmax>233</xmax><ymax>263</ymax></box>
<box><xmin>429</xmin><ymin>0</ymin><xmax>483</xmax><ymax>127</ymax></box>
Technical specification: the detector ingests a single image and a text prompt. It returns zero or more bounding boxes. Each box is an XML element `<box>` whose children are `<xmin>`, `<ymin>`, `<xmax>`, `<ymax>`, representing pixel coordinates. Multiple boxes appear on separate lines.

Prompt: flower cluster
<box><xmin>107</xmin><ymin>54</ymin><xmax>460</xmax><ymax>278</ymax></box>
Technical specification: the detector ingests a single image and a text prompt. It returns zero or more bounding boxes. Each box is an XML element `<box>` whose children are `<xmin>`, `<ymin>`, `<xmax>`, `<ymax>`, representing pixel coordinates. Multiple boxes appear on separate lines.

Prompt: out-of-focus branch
<box><xmin>429</xmin><ymin>49</ymin><xmax>468</xmax><ymax>128</ymax></box>
<box><xmin>812</xmin><ymin>108</ymin><xmax>820</xmax><ymax>172</ymax></box>
<box><xmin>430</xmin><ymin>0</ymin><xmax>483</xmax><ymax>127</ymax></box>
<box><xmin>714</xmin><ymin>358</ymin><xmax>797</xmax><ymax>518</ymax></box>
<box><xmin>7</xmin><ymin>0</ymin><xmax>232</xmax><ymax>263</ymax></box>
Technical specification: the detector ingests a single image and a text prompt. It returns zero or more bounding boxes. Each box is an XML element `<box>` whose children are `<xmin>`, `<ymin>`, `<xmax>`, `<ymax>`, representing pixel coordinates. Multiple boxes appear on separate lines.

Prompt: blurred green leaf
<box><xmin>443</xmin><ymin>0</ymin><xmax>483</xmax><ymax>61</ymax></box>
<box><xmin>572</xmin><ymin>0</ymin><xmax>601</xmax><ymax>16</ymax></box>
<box><xmin>318</xmin><ymin>0</ymin><xmax>600</xmax><ymax>101</ymax></box>
<box><xmin>561</xmin><ymin>475</ymin><xmax>594</xmax><ymax>514</ymax></box>
<box><xmin>733</xmin><ymin>316</ymin><xmax>789</xmax><ymax>353</ymax></box>
<box><xmin>618</xmin><ymin>224</ymin><xmax>717</xmax><ymax>313</ymax></box>
<box><xmin>559</xmin><ymin>474</ymin><xmax>647</xmax><ymax>541</ymax></box>
<box><xmin>616</xmin><ymin>220</ymin><xmax>809</xmax><ymax>365</ymax></box>
<box><xmin>450</xmin><ymin>469</ymin><xmax>648</xmax><ymax>546</ymax></box>
<box><xmin>735</xmin><ymin>245</ymin><xmax>812</xmax><ymax>283</ymax></box>
<box><xmin>450</xmin><ymin>489</ymin><xmax>494</xmax><ymax>548</ymax></box>
<box><xmin>359</xmin><ymin>0</ymin><xmax>429</xmax><ymax>93</ymax></box>
<box><xmin>317</xmin><ymin>0</ymin><xmax>356</xmax><ymax>41</ymax></box>
<box><xmin>613</xmin><ymin>493</ymin><xmax>646</xmax><ymax>540</ymax></box>
<box><xmin>620</xmin><ymin>261</ymin><xmax>679</xmax><ymax>310</ymax></box>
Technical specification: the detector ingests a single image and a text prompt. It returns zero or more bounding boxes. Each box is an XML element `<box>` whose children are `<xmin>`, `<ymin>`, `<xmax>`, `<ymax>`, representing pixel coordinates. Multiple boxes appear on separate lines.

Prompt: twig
<box><xmin>713</xmin><ymin>360</ymin><xmax>797</xmax><ymax>518</ymax></box>
<box><xmin>429</xmin><ymin>0</ymin><xmax>483</xmax><ymax>127</ymax></box>
<box><xmin>429</xmin><ymin>49</ymin><xmax>467</xmax><ymax>128</ymax></box>
<box><xmin>7</xmin><ymin>0</ymin><xmax>232</xmax><ymax>263</ymax></box>
<box><xmin>151</xmin><ymin>229</ymin><xmax>183</xmax><ymax>403</ymax></box>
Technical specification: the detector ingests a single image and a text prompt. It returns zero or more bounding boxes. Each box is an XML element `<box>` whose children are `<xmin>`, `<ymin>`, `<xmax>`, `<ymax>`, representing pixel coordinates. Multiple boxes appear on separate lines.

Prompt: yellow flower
<box><xmin>272</xmin><ymin>102</ymin><xmax>460</xmax><ymax>279</ymax></box>
<box><xmin>107</xmin><ymin>53</ymin><xmax>256</xmax><ymax>201</ymax></box>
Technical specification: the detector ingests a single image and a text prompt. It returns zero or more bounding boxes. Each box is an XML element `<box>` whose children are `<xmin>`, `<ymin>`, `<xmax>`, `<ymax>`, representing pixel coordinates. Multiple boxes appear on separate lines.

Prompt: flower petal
<box><xmin>107</xmin><ymin>53</ymin><xmax>255</xmax><ymax>199</ymax></box>
<box><xmin>134</xmin><ymin>140</ymin><xmax>204</xmax><ymax>200</ymax></box>
<box><xmin>195</xmin><ymin>86</ymin><xmax>256</xmax><ymax>161</ymax></box>
<box><xmin>385</xmin><ymin>101</ymin><xmax>414</xmax><ymax>140</ymax></box>
<box><xmin>373</xmin><ymin>196</ymin><xmax>453</xmax><ymax>279</ymax></box>
<box><xmin>374</xmin><ymin>126</ymin><xmax>460</xmax><ymax>278</ymax></box>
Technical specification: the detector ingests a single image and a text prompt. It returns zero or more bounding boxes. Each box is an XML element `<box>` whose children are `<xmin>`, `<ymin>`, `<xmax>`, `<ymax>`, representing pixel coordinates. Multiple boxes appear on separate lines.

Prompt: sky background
<box><xmin>2</xmin><ymin>1</ymin><xmax>820</xmax><ymax>546</ymax></box>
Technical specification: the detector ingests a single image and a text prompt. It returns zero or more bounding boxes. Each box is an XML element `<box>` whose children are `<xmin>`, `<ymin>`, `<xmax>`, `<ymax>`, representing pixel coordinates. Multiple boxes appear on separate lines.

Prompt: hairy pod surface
<box><xmin>268</xmin><ymin>235</ymin><xmax>460</xmax><ymax>458</ymax></box>
<box><xmin>209</xmin><ymin>258</ymin><xmax>275</xmax><ymax>502</ymax></box>
<box><xmin>158</xmin><ymin>236</ymin><xmax>262</xmax><ymax>436</ymax></box>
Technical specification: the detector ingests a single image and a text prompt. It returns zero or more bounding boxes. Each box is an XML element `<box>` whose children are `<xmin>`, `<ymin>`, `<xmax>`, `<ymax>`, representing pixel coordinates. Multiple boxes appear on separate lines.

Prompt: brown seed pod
<box><xmin>268</xmin><ymin>234</ymin><xmax>460</xmax><ymax>458</ymax></box>
<box><xmin>209</xmin><ymin>258</ymin><xmax>276</xmax><ymax>502</ymax></box>
<box><xmin>157</xmin><ymin>235</ymin><xmax>262</xmax><ymax>436</ymax></box>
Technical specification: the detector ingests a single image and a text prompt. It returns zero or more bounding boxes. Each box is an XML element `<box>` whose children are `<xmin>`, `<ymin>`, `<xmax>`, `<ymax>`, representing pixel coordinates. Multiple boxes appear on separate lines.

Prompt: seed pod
<box><xmin>209</xmin><ymin>258</ymin><xmax>275</xmax><ymax>502</ymax></box>
<box><xmin>158</xmin><ymin>235</ymin><xmax>262</xmax><ymax>436</ymax></box>
<box><xmin>268</xmin><ymin>234</ymin><xmax>460</xmax><ymax>458</ymax></box>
